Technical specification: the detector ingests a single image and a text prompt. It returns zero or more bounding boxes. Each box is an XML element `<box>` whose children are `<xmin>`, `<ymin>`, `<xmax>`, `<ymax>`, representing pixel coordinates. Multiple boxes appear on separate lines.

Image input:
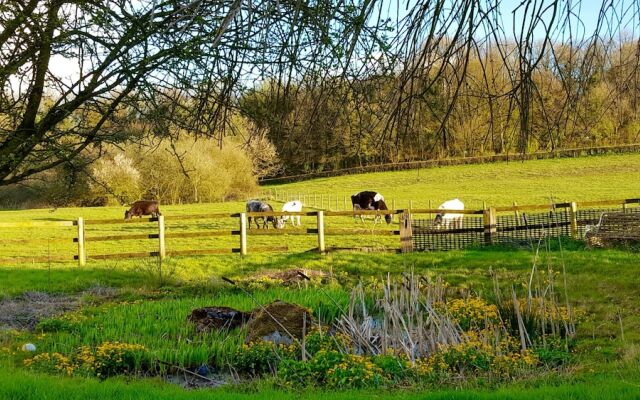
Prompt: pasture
<box><xmin>1</xmin><ymin>153</ymin><xmax>640</xmax><ymax>399</ymax></box>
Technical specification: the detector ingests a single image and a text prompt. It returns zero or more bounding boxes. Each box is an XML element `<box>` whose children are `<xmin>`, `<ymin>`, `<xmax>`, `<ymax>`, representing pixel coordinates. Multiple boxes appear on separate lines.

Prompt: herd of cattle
<box><xmin>124</xmin><ymin>192</ymin><xmax>466</xmax><ymax>229</ymax></box>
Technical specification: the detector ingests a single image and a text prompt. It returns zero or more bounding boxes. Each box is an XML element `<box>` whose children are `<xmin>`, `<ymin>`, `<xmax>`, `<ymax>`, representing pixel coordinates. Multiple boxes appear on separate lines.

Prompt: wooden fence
<box><xmin>1</xmin><ymin>197</ymin><xmax>639</xmax><ymax>265</ymax></box>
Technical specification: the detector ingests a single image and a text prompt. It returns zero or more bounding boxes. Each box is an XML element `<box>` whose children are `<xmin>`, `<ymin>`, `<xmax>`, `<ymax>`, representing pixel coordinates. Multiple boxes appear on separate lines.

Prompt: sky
<box><xmin>383</xmin><ymin>0</ymin><xmax>634</xmax><ymax>43</ymax></box>
<box><xmin>44</xmin><ymin>0</ymin><xmax>638</xmax><ymax>89</ymax></box>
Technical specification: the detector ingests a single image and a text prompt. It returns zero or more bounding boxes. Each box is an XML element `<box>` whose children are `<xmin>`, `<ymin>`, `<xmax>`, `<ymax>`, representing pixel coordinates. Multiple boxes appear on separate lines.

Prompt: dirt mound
<box><xmin>244</xmin><ymin>301</ymin><xmax>313</xmax><ymax>345</ymax></box>
<box><xmin>188</xmin><ymin>307</ymin><xmax>252</xmax><ymax>332</ymax></box>
<box><xmin>0</xmin><ymin>292</ymin><xmax>78</xmax><ymax>330</ymax></box>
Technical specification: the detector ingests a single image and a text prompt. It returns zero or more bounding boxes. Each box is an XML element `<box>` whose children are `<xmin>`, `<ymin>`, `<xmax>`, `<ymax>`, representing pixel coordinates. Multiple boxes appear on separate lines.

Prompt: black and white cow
<box><xmin>351</xmin><ymin>191</ymin><xmax>392</xmax><ymax>224</ymax></box>
<box><xmin>246</xmin><ymin>200</ymin><xmax>284</xmax><ymax>229</ymax></box>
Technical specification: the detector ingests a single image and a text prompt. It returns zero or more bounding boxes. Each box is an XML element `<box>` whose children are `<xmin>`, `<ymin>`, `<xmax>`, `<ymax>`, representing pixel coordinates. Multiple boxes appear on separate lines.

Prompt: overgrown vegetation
<box><xmin>0</xmin><ymin>240</ymin><xmax>639</xmax><ymax>397</ymax></box>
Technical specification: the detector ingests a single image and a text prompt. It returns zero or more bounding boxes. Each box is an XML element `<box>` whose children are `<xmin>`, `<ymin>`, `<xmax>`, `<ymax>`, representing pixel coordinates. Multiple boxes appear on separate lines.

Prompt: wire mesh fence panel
<box><xmin>576</xmin><ymin>206</ymin><xmax>640</xmax><ymax>238</ymax></box>
<box><xmin>412</xmin><ymin>215</ymin><xmax>484</xmax><ymax>251</ymax></box>
<box><xmin>495</xmin><ymin>209</ymin><xmax>571</xmax><ymax>246</ymax></box>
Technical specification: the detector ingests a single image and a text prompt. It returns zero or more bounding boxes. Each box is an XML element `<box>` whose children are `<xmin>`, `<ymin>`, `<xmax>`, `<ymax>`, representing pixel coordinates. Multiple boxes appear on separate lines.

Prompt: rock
<box><xmin>244</xmin><ymin>301</ymin><xmax>313</xmax><ymax>345</ymax></box>
<box><xmin>196</xmin><ymin>364</ymin><xmax>210</xmax><ymax>376</ymax></box>
<box><xmin>188</xmin><ymin>307</ymin><xmax>251</xmax><ymax>332</ymax></box>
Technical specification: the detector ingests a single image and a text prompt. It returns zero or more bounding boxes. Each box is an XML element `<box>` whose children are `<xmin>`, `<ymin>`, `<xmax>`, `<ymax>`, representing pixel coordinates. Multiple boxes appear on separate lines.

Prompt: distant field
<box><xmin>266</xmin><ymin>153</ymin><xmax>640</xmax><ymax>209</ymax></box>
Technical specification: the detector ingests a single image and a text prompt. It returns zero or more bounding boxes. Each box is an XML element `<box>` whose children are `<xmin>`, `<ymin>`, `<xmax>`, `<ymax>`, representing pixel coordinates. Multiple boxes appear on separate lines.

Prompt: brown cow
<box><xmin>125</xmin><ymin>200</ymin><xmax>162</xmax><ymax>220</ymax></box>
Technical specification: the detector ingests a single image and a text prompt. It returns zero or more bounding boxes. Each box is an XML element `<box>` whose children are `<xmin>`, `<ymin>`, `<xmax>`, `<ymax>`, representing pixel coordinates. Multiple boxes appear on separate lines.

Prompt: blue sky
<box><xmin>382</xmin><ymin>0</ymin><xmax>636</xmax><ymax>43</ymax></box>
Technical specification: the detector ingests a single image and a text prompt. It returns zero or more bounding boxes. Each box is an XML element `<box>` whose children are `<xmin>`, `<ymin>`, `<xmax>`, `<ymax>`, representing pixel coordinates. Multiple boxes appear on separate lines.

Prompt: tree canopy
<box><xmin>1</xmin><ymin>0</ymin><xmax>639</xmax><ymax>185</ymax></box>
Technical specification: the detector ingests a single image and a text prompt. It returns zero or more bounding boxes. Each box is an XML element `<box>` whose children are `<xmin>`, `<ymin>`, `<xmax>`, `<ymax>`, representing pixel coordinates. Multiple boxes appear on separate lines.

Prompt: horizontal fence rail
<box><xmin>0</xmin><ymin>221</ymin><xmax>76</xmax><ymax>228</ymax></box>
<box><xmin>1</xmin><ymin>197</ymin><xmax>639</xmax><ymax>264</ymax></box>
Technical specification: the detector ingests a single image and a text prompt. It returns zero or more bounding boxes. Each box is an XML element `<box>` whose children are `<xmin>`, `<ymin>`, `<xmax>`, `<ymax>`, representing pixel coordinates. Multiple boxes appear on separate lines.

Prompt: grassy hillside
<box><xmin>266</xmin><ymin>153</ymin><xmax>640</xmax><ymax>208</ymax></box>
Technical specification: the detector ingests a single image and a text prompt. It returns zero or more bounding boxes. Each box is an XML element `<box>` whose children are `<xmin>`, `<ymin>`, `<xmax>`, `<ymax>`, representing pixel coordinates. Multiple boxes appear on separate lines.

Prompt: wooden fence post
<box><xmin>391</xmin><ymin>199</ymin><xmax>396</xmax><ymax>221</ymax></box>
<box><xmin>240</xmin><ymin>213</ymin><xmax>247</xmax><ymax>256</ymax></box>
<box><xmin>76</xmin><ymin>217</ymin><xmax>86</xmax><ymax>266</ymax></box>
<box><xmin>399</xmin><ymin>211</ymin><xmax>413</xmax><ymax>253</ymax></box>
<box><xmin>317</xmin><ymin>211</ymin><xmax>325</xmax><ymax>253</ymax></box>
<box><xmin>483</xmin><ymin>207</ymin><xmax>497</xmax><ymax>245</ymax></box>
<box><xmin>569</xmin><ymin>202</ymin><xmax>578</xmax><ymax>238</ymax></box>
<box><xmin>158</xmin><ymin>215</ymin><xmax>166</xmax><ymax>260</ymax></box>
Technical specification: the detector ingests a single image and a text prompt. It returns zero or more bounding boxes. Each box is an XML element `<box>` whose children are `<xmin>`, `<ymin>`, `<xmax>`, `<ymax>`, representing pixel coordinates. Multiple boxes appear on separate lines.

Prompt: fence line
<box><xmin>1</xmin><ymin>197</ymin><xmax>639</xmax><ymax>265</ymax></box>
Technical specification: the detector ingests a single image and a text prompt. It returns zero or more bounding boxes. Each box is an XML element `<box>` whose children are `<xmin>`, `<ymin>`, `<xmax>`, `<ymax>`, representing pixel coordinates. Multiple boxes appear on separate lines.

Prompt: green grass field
<box><xmin>265</xmin><ymin>153</ymin><xmax>640</xmax><ymax>208</ymax></box>
<box><xmin>2</xmin><ymin>153</ymin><xmax>640</xmax><ymax>262</ymax></box>
<box><xmin>1</xmin><ymin>154</ymin><xmax>640</xmax><ymax>398</ymax></box>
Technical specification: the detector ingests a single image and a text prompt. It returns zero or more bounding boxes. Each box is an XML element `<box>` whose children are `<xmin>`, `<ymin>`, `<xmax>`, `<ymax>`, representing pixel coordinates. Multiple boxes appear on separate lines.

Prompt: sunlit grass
<box><xmin>266</xmin><ymin>153</ymin><xmax>640</xmax><ymax>208</ymax></box>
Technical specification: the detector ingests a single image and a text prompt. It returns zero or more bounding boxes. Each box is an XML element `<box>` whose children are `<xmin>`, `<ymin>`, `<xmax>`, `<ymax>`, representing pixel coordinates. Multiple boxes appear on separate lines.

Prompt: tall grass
<box><xmin>32</xmin><ymin>286</ymin><xmax>350</xmax><ymax>369</ymax></box>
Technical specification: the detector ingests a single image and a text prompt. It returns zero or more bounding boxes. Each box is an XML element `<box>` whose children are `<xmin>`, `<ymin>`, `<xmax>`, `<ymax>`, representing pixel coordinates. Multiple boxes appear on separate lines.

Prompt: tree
<box><xmin>3</xmin><ymin>0</ymin><xmax>639</xmax><ymax>188</ymax></box>
<box><xmin>0</xmin><ymin>0</ymin><xmax>384</xmax><ymax>185</ymax></box>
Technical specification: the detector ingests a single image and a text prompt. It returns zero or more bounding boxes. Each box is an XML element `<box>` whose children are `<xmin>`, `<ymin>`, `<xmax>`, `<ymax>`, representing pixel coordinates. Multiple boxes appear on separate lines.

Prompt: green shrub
<box><xmin>372</xmin><ymin>353</ymin><xmax>409</xmax><ymax>382</ymax></box>
<box><xmin>277</xmin><ymin>349</ymin><xmax>386</xmax><ymax>389</ymax></box>
<box><xmin>304</xmin><ymin>330</ymin><xmax>351</xmax><ymax>356</ymax></box>
<box><xmin>24</xmin><ymin>341</ymin><xmax>147</xmax><ymax>378</ymax></box>
<box><xmin>232</xmin><ymin>341</ymin><xmax>298</xmax><ymax>375</ymax></box>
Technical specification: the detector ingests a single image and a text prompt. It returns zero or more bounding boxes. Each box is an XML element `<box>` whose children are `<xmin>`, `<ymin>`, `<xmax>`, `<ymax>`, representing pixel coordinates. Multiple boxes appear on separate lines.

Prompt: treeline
<box><xmin>239</xmin><ymin>40</ymin><xmax>640</xmax><ymax>175</ymax></box>
<box><xmin>3</xmin><ymin>38</ymin><xmax>640</xmax><ymax>208</ymax></box>
<box><xmin>0</xmin><ymin>131</ymin><xmax>279</xmax><ymax>208</ymax></box>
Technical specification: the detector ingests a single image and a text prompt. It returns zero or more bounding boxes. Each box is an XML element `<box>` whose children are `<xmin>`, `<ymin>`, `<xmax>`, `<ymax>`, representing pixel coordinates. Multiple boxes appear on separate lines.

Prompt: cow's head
<box><xmin>272</xmin><ymin>217</ymin><xmax>285</xmax><ymax>229</ymax></box>
<box><xmin>124</xmin><ymin>210</ymin><xmax>133</xmax><ymax>220</ymax></box>
<box><xmin>377</xmin><ymin>200</ymin><xmax>392</xmax><ymax>224</ymax></box>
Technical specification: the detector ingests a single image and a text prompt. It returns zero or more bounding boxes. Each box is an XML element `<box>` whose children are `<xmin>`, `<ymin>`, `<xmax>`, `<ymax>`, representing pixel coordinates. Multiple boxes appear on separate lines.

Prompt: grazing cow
<box><xmin>125</xmin><ymin>200</ymin><xmax>161</xmax><ymax>220</ymax></box>
<box><xmin>246</xmin><ymin>200</ymin><xmax>284</xmax><ymax>229</ymax></box>
<box><xmin>351</xmin><ymin>191</ymin><xmax>392</xmax><ymax>224</ymax></box>
<box><xmin>281</xmin><ymin>200</ymin><xmax>303</xmax><ymax>227</ymax></box>
<box><xmin>434</xmin><ymin>199</ymin><xmax>465</xmax><ymax>229</ymax></box>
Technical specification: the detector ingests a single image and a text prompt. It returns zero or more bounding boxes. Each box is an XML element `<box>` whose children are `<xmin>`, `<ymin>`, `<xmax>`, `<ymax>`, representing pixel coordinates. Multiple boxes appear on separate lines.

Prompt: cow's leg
<box><xmin>358</xmin><ymin>208</ymin><xmax>366</xmax><ymax>223</ymax></box>
<box><xmin>296</xmin><ymin>216</ymin><xmax>301</xmax><ymax>226</ymax></box>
